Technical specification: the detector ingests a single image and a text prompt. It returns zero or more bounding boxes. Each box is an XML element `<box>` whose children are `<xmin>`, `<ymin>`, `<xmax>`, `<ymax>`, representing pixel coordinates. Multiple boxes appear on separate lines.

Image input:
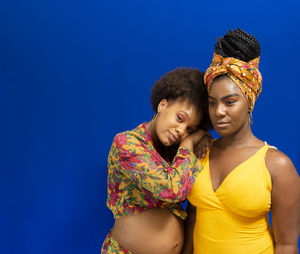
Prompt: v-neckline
<box><xmin>208</xmin><ymin>144</ymin><xmax>267</xmax><ymax>193</ymax></box>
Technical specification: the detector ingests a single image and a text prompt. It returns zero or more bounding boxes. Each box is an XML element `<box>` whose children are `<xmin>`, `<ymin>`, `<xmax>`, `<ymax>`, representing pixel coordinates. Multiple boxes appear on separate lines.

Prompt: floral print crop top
<box><xmin>106</xmin><ymin>123</ymin><xmax>202</xmax><ymax>219</ymax></box>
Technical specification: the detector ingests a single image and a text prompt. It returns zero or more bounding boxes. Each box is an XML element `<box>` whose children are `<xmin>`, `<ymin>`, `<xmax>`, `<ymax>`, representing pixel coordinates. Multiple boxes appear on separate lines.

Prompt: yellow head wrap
<box><xmin>204</xmin><ymin>53</ymin><xmax>262</xmax><ymax>111</ymax></box>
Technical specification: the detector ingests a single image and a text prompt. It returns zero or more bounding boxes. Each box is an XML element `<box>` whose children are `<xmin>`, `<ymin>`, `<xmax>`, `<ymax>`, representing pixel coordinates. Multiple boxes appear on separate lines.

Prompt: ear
<box><xmin>157</xmin><ymin>99</ymin><xmax>168</xmax><ymax>113</ymax></box>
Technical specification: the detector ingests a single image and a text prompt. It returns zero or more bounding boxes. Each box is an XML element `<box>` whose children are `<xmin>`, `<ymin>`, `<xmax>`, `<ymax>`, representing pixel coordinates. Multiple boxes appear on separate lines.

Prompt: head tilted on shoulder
<box><xmin>204</xmin><ymin>28</ymin><xmax>262</xmax><ymax>137</ymax></box>
<box><xmin>148</xmin><ymin>67</ymin><xmax>211</xmax><ymax>147</ymax></box>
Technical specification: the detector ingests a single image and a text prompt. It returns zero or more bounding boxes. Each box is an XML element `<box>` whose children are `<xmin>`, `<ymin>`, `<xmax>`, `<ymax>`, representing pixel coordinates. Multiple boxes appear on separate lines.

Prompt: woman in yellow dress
<box><xmin>182</xmin><ymin>29</ymin><xmax>300</xmax><ymax>254</ymax></box>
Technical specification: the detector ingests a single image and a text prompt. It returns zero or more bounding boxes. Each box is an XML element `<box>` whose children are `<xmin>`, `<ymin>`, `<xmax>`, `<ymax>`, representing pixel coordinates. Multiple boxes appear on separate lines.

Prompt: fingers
<box><xmin>193</xmin><ymin>134</ymin><xmax>212</xmax><ymax>159</ymax></box>
<box><xmin>194</xmin><ymin>142</ymin><xmax>201</xmax><ymax>158</ymax></box>
<box><xmin>184</xmin><ymin>129</ymin><xmax>213</xmax><ymax>158</ymax></box>
<box><xmin>201</xmin><ymin>136</ymin><xmax>210</xmax><ymax>158</ymax></box>
<box><xmin>201</xmin><ymin>139</ymin><xmax>208</xmax><ymax>158</ymax></box>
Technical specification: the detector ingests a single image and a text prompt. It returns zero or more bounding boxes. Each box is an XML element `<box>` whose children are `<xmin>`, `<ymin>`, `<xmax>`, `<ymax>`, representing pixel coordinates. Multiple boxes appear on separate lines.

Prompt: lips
<box><xmin>168</xmin><ymin>131</ymin><xmax>178</xmax><ymax>143</ymax></box>
<box><xmin>215</xmin><ymin>122</ymin><xmax>230</xmax><ymax>127</ymax></box>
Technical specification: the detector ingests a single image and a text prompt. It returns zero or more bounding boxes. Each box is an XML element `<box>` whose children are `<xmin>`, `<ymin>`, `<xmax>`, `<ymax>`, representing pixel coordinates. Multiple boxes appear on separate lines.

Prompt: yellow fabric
<box><xmin>188</xmin><ymin>144</ymin><xmax>274</xmax><ymax>254</ymax></box>
<box><xmin>204</xmin><ymin>53</ymin><xmax>262</xmax><ymax>112</ymax></box>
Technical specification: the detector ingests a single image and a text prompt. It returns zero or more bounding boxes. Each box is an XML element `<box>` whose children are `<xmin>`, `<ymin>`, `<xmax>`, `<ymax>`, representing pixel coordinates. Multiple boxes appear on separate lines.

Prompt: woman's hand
<box><xmin>194</xmin><ymin>134</ymin><xmax>212</xmax><ymax>158</ymax></box>
<box><xmin>180</xmin><ymin>129</ymin><xmax>212</xmax><ymax>155</ymax></box>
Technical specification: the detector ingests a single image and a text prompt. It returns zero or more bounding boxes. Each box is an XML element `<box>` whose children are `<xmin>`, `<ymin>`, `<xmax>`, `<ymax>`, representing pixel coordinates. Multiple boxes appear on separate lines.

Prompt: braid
<box><xmin>214</xmin><ymin>28</ymin><xmax>260</xmax><ymax>62</ymax></box>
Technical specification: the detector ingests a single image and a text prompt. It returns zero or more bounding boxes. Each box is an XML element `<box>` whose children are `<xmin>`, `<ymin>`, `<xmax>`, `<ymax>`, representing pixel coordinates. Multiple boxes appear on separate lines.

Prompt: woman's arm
<box><xmin>181</xmin><ymin>202</ymin><xmax>196</xmax><ymax>254</ymax></box>
<box><xmin>180</xmin><ymin>129</ymin><xmax>211</xmax><ymax>155</ymax></box>
<box><xmin>108</xmin><ymin>130</ymin><xmax>207</xmax><ymax>203</ymax></box>
<box><xmin>266</xmin><ymin>148</ymin><xmax>300</xmax><ymax>254</ymax></box>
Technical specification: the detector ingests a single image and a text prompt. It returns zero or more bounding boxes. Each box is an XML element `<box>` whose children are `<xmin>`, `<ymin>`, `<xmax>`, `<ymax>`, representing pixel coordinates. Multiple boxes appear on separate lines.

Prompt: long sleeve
<box><xmin>108</xmin><ymin>132</ymin><xmax>202</xmax><ymax>203</ymax></box>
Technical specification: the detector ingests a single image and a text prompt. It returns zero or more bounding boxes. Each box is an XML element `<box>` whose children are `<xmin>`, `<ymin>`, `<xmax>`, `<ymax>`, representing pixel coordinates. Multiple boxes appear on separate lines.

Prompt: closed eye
<box><xmin>186</xmin><ymin>127</ymin><xmax>193</xmax><ymax>134</ymax></box>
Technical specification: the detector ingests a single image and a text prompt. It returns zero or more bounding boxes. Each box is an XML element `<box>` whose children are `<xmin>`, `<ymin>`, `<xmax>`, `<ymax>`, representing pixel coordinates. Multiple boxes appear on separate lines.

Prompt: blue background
<box><xmin>1</xmin><ymin>0</ymin><xmax>299</xmax><ymax>253</ymax></box>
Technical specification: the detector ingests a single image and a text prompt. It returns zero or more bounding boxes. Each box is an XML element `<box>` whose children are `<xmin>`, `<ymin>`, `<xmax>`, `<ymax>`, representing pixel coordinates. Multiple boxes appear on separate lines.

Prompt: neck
<box><xmin>146</xmin><ymin>119</ymin><xmax>160</xmax><ymax>147</ymax></box>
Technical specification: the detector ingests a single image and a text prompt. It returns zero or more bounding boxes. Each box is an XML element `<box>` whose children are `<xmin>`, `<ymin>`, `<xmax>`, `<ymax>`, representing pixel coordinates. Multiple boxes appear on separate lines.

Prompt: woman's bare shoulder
<box><xmin>265</xmin><ymin>147</ymin><xmax>299</xmax><ymax>180</ymax></box>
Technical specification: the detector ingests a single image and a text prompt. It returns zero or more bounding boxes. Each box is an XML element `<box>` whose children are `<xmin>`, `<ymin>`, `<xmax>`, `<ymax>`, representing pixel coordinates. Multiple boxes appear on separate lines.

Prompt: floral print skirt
<box><xmin>101</xmin><ymin>231</ymin><xmax>132</xmax><ymax>254</ymax></box>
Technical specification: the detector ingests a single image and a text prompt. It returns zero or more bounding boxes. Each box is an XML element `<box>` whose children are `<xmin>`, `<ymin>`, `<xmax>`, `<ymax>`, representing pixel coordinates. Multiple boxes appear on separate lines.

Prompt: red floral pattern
<box><xmin>106</xmin><ymin>123</ymin><xmax>202</xmax><ymax>219</ymax></box>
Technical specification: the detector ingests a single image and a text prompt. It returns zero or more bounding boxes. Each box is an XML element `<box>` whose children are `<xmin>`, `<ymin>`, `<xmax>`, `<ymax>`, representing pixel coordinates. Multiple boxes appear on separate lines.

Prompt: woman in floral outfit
<box><xmin>101</xmin><ymin>67</ymin><xmax>211</xmax><ymax>254</ymax></box>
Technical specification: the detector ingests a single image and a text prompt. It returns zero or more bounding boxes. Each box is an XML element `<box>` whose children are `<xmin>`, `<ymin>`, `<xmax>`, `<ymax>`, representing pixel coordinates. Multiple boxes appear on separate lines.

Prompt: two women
<box><xmin>103</xmin><ymin>29</ymin><xmax>300</xmax><ymax>254</ymax></box>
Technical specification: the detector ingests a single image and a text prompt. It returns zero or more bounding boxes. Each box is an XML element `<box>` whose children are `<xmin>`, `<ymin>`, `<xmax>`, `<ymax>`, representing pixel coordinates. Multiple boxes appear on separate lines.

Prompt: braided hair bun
<box><xmin>214</xmin><ymin>28</ymin><xmax>260</xmax><ymax>62</ymax></box>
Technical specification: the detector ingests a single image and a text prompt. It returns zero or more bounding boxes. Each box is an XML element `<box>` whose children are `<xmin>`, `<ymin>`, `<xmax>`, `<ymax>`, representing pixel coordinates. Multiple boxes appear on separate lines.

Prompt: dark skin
<box><xmin>182</xmin><ymin>78</ymin><xmax>300</xmax><ymax>254</ymax></box>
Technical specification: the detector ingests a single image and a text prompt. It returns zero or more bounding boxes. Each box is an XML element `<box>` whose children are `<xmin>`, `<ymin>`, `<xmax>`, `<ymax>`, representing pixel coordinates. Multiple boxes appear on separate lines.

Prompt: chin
<box><xmin>159</xmin><ymin>137</ymin><xmax>171</xmax><ymax>147</ymax></box>
<box><xmin>214</xmin><ymin>128</ymin><xmax>230</xmax><ymax>137</ymax></box>
<box><xmin>164</xmin><ymin>141</ymin><xmax>172</xmax><ymax>147</ymax></box>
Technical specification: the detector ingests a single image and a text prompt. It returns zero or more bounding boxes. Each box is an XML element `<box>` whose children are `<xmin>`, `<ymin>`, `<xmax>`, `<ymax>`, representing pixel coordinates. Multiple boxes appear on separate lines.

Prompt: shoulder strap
<box><xmin>264</xmin><ymin>141</ymin><xmax>278</xmax><ymax>150</ymax></box>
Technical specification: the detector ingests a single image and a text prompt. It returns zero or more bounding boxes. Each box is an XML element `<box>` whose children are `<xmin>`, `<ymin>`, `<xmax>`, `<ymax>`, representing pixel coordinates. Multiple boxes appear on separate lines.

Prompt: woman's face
<box><xmin>154</xmin><ymin>98</ymin><xmax>202</xmax><ymax>146</ymax></box>
<box><xmin>208</xmin><ymin>77</ymin><xmax>250</xmax><ymax>137</ymax></box>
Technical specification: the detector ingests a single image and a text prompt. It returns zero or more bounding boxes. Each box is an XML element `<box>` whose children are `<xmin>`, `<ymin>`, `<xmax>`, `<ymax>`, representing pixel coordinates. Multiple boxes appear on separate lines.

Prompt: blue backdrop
<box><xmin>1</xmin><ymin>0</ymin><xmax>299</xmax><ymax>253</ymax></box>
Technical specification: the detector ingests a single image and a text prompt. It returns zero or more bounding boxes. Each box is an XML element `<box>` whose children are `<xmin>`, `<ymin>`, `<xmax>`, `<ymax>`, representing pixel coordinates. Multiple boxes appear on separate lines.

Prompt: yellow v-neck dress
<box><xmin>188</xmin><ymin>144</ymin><xmax>274</xmax><ymax>253</ymax></box>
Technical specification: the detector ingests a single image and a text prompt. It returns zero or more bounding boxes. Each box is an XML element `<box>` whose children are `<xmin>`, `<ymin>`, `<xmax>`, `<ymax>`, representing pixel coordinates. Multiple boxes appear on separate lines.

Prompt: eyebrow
<box><xmin>209</xmin><ymin>93</ymin><xmax>241</xmax><ymax>100</ymax></box>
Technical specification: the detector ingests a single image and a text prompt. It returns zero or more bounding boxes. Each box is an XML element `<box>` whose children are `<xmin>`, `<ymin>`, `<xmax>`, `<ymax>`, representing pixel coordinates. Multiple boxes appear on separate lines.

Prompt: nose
<box><xmin>215</xmin><ymin>103</ymin><xmax>226</xmax><ymax>117</ymax></box>
<box><xmin>175</xmin><ymin>124</ymin><xmax>185</xmax><ymax>137</ymax></box>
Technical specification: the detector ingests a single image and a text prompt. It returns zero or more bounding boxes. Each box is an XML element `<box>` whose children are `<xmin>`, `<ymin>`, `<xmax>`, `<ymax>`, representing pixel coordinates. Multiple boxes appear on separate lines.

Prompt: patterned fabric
<box><xmin>106</xmin><ymin>123</ymin><xmax>202</xmax><ymax>220</ymax></box>
<box><xmin>204</xmin><ymin>53</ymin><xmax>262</xmax><ymax>111</ymax></box>
<box><xmin>101</xmin><ymin>232</ymin><xmax>132</xmax><ymax>254</ymax></box>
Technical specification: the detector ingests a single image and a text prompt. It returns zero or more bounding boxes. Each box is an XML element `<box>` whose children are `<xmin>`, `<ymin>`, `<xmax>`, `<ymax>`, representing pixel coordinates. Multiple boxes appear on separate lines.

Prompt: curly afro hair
<box><xmin>151</xmin><ymin>67</ymin><xmax>212</xmax><ymax>130</ymax></box>
<box><xmin>215</xmin><ymin>28</ymin><xmax>260</xmax><ymax>62</ymax></box>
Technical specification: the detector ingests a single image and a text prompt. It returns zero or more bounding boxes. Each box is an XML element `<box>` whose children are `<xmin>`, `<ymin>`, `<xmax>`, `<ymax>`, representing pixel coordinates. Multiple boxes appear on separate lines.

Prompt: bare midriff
<box><xmin>111</xmin><ymin>208</ymin><xmax>184</xmax><ymax>254</ymax></box>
